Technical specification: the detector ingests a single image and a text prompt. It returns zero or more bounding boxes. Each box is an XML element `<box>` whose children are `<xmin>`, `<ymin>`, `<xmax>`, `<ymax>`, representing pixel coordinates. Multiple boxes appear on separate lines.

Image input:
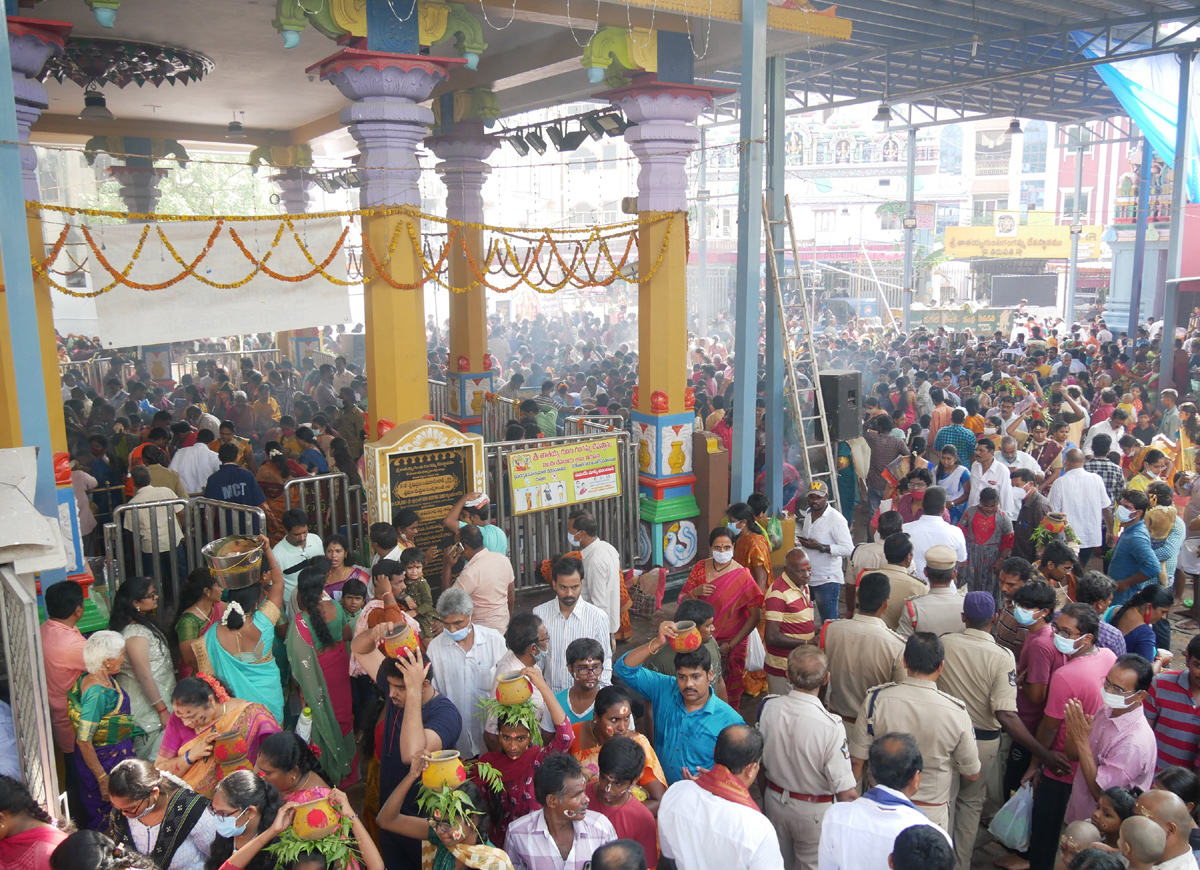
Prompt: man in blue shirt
<box><xmin>1109</xmin><ymin>489</ymin><xmax>1162</xmax><ymax>606</ymax></box>
<box><xmin>614</xmin><ymin>621</ymin><xmax>744</xmax><ymax>784</ymax></box>
<box><xmin>202</xmin><ymin>443</ymin><xmax>268</xmax><ymax>535</ymax></box>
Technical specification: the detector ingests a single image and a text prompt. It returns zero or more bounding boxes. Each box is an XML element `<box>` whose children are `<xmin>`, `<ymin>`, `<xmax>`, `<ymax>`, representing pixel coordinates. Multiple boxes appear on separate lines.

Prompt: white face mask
<box><xmin>1053</xmin><ymin>633</ymin><xmax>1080</xmax><ymax>656</ymax></box>
<box><xmin>1116</xmin><ymin>505</ymin><xmax>1136</xmax><ymax>524</ymax></box>
<box><xmin>712</xmin><ymin>549</ymin><xmax>734</xmax><ymax>565</ymax></box>
<box><xmin>1101</xmin><ymin>689</ymin><xmax>1135</xmax><ymax>710</ymax></box>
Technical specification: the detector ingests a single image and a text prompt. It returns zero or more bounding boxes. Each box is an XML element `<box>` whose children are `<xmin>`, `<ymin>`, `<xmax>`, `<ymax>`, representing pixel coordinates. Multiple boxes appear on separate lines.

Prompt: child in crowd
<box><xmin>397</xmin><ymin>548</ymin><xmax>438</xmax><ymax>638</ymax></box>
<box><xmin>340</xmin><ymin>577</ymin><xmax>367</xmax><ymax>619</ymax></box>
<box><xmin>1089</xmin><ymin>786</ymin><xmax>1140</xmax><ymax>848</ymax></box>
<box><xmin>585</xmin><ymin>737</ymin><xmax>659</xmax><ymax>870</ymax></box>
<box><xmin>1117</xmin><ymin>816</ymin><xmax>1167</xmax><ymax>870</ymax></box>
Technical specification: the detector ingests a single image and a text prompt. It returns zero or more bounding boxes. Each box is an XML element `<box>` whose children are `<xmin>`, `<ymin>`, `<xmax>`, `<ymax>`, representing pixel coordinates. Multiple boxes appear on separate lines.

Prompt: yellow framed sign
<box><xmin>508</xmin><ymin>436</ymin><xmax>623</xmax><ymax>515</ymax></box>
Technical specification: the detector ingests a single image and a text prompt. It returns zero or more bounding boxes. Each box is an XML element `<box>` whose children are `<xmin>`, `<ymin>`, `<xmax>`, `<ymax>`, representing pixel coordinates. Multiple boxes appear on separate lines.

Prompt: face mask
<box><xmin>1013</xmin><ymin>606</ymin><xmax>1037</xmax><ymax>626</ymax></box>
<box><xmin>1053</xmin><ymin>633</ymin><xmax>1080</xmax><ymax>656</ymax></box>
<box><xmin>213</xmin><ymin>808</ymin><xmax>248</xmax><ymax>839</ymax></box>
<box><xmin>533</xmin><ymin>645</ymin><xmax>548</xmax><ymax>665</ymax></box>
<box><xmin>1100</xmin><ymin>689</ymin><xmax>1133</xmax><ymax>710</ymax></box>
<box><xmin>712</xmin><ymin>549</ymin><xmax>734</xmax><ymax>565</ymax></box>
<box><xmin>130</xmin><ymin>791</ymin><xmax>159</xmax><ymax>822</ymax></box>
<box><xmin>726</xmin><ymin>523</ymin><xmax>741</xmax><ymax>538</ymax></box>
<box><xmin>567</xmin><ymin>532</ymin><xmax>581</xmax><ymax>548</ymax></box>
<box><xmin>985</xmin><ymin>427</ymin><xmax>999</xmax><ymax>435</ymax></box>
<box><xmin>1116</xmin><ymin>505</ymin><xmax>1136</xmax><ymax>524</ymax></box>
<box><xmin>445</xmin><ymin>622</ymin><xmax>472</xmax><ymax>642</ymax></box>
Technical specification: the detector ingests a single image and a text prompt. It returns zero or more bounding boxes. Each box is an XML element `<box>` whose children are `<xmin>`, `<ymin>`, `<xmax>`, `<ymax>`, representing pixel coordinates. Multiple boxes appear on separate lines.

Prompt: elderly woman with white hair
<box><xmin>423</xmin><ymin>586</ymin><xmax>507</xmax><ymax>757</ymax></box>
<box><xmin>69</xmin><ymin>629</ymin><xmax>139</xmax><ymax>828</ymax></box>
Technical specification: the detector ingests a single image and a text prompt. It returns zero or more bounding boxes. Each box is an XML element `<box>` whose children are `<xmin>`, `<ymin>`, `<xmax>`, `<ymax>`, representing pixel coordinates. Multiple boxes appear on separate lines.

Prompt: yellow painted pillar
<box><xmin>316</xmin><ymin>51</ymin><xmax>459</xmax><ymax>430</ymax></box>
<box><xmin>29</xmin><ymin>211</ymin><xmax>67</xmax><ymax>453</ymax></box>
<box><xmin>428</xmin><ymin>121</ymin><xmax>497</xmax><ymax>432</ymax></box>
<box><xmin>636</xmin><ymin>210</ymin><xmax>689</xmax><ymax>415</ymax></box>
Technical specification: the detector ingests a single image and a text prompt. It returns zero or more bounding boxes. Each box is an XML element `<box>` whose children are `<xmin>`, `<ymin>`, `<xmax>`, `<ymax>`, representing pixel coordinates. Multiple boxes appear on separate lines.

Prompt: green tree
<box><xmin>85</xmin><ymin>155</ymin><xmax>277</xmax><ymax>218</ymax></box>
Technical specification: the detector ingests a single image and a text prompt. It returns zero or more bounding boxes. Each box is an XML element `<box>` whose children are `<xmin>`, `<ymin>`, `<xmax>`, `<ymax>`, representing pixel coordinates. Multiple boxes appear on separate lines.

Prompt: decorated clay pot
<box><xmin>650</xmin><ymin>390</ymin><xmax>669</xmax><ymax>413</ymax></box>
<box><xmin>670</xmin><ymin>620</ymin><xmax>702</xmax><ymax>652</ymax></box>
<box><xmin>292</xmin><ymin>796</ymin><xmax>340</xmax><ymax>840</ymax></box>
<box><xmin>422</xmin><ymin>750</ymin><xmax>467</xmax><ymax>790</ymax></box>
<box><xmin>495</xmin><ymin>671</ymin><xmax>534</xmax><ymax>706</ymax></box>
<box><xmin>1040</xmin><ymin>513</ymin><xmax>1068</xmax><ymax>535</ymax></box>
<box><xmin>212</xmin><ymin>729</ymin><xmax>249</xmax><ymax>769</ymax></box>
<box><xmin>668</xmin><ymin>442</ymin><xmax>686</xmax><ymax>475</ymax></box>
<box><xmin>380</xmin><ymin>623</ymin><xmax>420</xmax><ymax>659</ymax></box>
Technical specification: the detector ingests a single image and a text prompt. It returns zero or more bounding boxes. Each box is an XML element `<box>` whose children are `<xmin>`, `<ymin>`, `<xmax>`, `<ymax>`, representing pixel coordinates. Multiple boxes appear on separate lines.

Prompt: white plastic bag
<box><xmin>746</xmin><ymin>628</ymin><xmax>766</xmax><ymax>672</ymax></box>
<box><xmin>988</xmin><ymin>782</ymin><xmax>1034</xmax><ymax>852</ymax></box>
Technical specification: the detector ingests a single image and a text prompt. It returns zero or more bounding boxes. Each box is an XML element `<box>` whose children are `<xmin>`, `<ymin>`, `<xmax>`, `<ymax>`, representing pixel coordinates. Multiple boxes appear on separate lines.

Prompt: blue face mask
<box><xmin>445</xmin><ymin>622</ymin><xmax>473</xmax><ymax>642</ymax></box>
<box><xmin>1012</xmin><ymin>606</ymin><xmax>1037</xmax><ymax>626</ymax></box>
<box><xmin>726</xmin><ymin>523</ymin><xmax>741</xmax><ymax>538</ymax></box>
<box><xmin>533</xmin><ymin>644</ymin><xmax>549</xmax><ymax>665</ymax></box>
<box><xmin>213</xmin><ymin>808</ymin><xmax>248</xmax><ymax>839</ymax></box>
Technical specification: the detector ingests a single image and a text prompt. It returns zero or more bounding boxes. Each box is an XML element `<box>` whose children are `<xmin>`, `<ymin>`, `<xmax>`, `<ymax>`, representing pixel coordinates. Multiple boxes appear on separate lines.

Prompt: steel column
<box><xmin>1128</xmin><ymin>135</ymin><xmax>1153</xmax><ymax>337</ymax></box>
<box><xmin>1065</xmin><ymin>134</ymin><xmax>1085</xmax><ymax>326</ymax></box>
<box><xmin>764</xmin><ymin>56</ymin><xmax>786</xmax><ymax>515</ymax></box>
<box><xmin>1160</xmin><ymin>50</ymin><xmax>1194</xmax><ymax>391</ymax></box>
<box><xmin>902</xmin><ymin>127</ymin><xmax>916</xmax><ymax>330</ymax></box>
<box><xmin>696</xmin><ymin>126</ymin><xmax>709</xmax><ymax>336</ymax></box>
<box><xmin>730</xmin><ymin>0</ymin><xmax>767</xmax><ymax>501</ymax></box>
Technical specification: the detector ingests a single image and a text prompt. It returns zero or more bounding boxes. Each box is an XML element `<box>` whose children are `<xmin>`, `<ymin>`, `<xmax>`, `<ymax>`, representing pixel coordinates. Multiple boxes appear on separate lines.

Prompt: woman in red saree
<box><xmin>0</xmin><ymin>775</ymin><xmax>66</xmax><ymax>870</ymax></box>
<box><xmin>678</xmin><ymin>527</ymin><xmax>764</xmax><ymax>712</ymax></box>
<box><xmin>255</xmin><ymin>442</ymin><xmax>310</xmax><ymax>545</ymax></box>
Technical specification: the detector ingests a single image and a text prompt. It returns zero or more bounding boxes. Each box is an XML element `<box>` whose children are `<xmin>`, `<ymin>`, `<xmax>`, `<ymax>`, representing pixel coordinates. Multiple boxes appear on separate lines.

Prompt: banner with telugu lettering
<box><xmin>908</xmin><ymin>308</ymin><xmax>1015</xmax><ymax>334</ymax></box>
<box><xmin>944</xmin><ymin>225</ymin><xmax>1103</xmax><ymax>259</ymax></box>
<box><xmin>508</xmin><ymin>436</ymin><xmax>622</xmax><ymax>516</ymax></box>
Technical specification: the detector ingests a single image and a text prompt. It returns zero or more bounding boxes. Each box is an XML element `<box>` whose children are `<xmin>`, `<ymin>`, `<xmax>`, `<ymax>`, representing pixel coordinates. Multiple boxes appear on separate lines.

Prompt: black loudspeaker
<box><xmin>818</xmin><ymin>369</ymin><xmax>862</xmax><ymax>441</ymax></box>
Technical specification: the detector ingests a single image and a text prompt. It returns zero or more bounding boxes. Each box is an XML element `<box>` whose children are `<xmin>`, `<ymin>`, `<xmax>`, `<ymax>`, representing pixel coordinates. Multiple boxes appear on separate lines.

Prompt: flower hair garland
<box><xmin>221</xmin><ymin>601</ymin><xmax>245</xmax><ymax>627</ymax></box>
<box><xmin>195</xmin><ymin>671</ymin><xmax>229</xmax><ymax>703</ymax></box>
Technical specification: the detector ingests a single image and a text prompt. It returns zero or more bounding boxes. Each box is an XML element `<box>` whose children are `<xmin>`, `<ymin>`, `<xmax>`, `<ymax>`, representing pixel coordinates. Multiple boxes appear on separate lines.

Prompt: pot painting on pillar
<box><xmin>635</xmin><ymin>420</ymin><xmax>657</xmax><ymax>475</ymax></box>
<box><xmin>661</xmin><ymin>423</ymin><xmax>693</xmax><ymax>477</ymax></box>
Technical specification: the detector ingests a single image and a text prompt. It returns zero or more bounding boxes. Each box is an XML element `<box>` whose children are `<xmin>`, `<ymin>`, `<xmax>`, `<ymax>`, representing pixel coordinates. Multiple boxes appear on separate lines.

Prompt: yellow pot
<box><xmin>670</xmin><ymin>620</ymin><xmax>702</xmax><ymax>652</ymax></box>
<box><xmin>291</xmin><ymin>796</ymin><xmax>341</xmax><ymax>840</ymax></box>
<box><xmin>380</xmin><ymin>623</ymin><xmax>420</xmax><ymax>659</ymax></box>
<box><xmin>495</xmin><ymin>671</ymin><xmax>533</xmax><ymax>705</ymax></box>
<box><xmin>422</xmin><ymin>750</ymin><xmax>467</xmax><ymax>790</ymax></box>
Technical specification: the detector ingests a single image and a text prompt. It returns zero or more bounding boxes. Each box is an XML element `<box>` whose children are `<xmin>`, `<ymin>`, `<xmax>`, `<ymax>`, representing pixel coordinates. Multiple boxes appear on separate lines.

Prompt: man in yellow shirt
<box><xmin>208</xmin><ymin>420</ymin><xmax>257</xmax><ymax>472</ymax></box>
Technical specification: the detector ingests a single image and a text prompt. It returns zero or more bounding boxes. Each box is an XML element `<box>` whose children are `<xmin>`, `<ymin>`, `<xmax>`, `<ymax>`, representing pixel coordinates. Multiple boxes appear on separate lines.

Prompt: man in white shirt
<box><xmin>902</xmin><ymin>488</ymin><xmax>968</xmax><ymax>582</ymax></box>
<box><xmin>169</xmin><ymin>429</ymin><xmax>221</xmax><ymax>494</ymax></box>
<box><xmin>1082</xmin><ymin>407</ymin><xmax>1129</xmax><ymax>457</ymax></box>
<box><xmin>797</xmin><ymin>481</ymin><xmax>855</xmax><ymax>625</ymax></box>
<box><xmin>1047</xmin><ymin>449</ymin><xmax>1113</xmax><ymax>567</ymax></box>
<box><xmin>331</xmin><ymin>356</ymin><xmax>355</xmax><ymax>394</ymax></box>
<box><xmin>997</xmin><ymin>435</ymin><xmax>1042</xmax><ymax>477</ymax></box>
<box><xmin>123</xmin><ymin>465</ymin><xmax>186</xmax><ymax>580</ymax></box>
<box><xmin>969</xmin><ymin>438</ymin><xmax>1017</xmax><ymax>518</ymax></box>
<box><xmin>818</xmin><ymin>732</ymin><xmax>951</xmax><ymax>870</ymax></box>
<box><xmin>569</xmin><ymin>509</ymin><xmax>620</xmax><ymax>644</ymax></box>
<box><xmin>272</xmin><ymin>508</ymin><xmax>324</xmax><ymax>613</ymax></box>
<box><xmin>659</xmin><ymin>724</ymin><xmax>785</xmax><ymax>870</ymax></box>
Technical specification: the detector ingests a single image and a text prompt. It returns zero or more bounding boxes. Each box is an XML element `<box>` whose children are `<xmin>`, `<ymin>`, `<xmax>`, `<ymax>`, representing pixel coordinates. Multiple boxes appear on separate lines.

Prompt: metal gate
<box><xmin>482</xmin><ymin>394</ymin><xmax>520</xmax><ymax>443</ymax></box>
<box><xmin>484</xmin><ymin>431</ymin><xmax>639</xmax><ymax>589</ymax></box>
<box><xmin>189</xmin><ymin>499</ymin><xmax>268</xmax><ymax>557</ymax></box>
<box><xmin>563</xmin><ymin>415</ymin><xmax>625</xmax><ymax>436</ymax></box>
<box><xmin>283</xmin><ymin>472</ymin><xmax>364</xmax><ymax>554</ymax></box>
<box><xmin>0</xmin><ymin>566</ymin><xmax>60</xmax><ymax>817</ymax></box>
<box><xmin>107</xmin><ymin>499</ymin><xmax>191</xmax><ymax>615</ymax></box>
<box><xmin>428</xmin><ymin>379</ymin><xmax>448</xmax><ymax>422</ymax></box>
<box><xmin>179</xmin><ymin>348</ymin><xmax>282</xmax><ymax>378</ymax></box>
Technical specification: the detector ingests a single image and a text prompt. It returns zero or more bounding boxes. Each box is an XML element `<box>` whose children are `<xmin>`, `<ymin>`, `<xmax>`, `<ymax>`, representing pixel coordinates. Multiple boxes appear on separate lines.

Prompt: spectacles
<box><xmin>1103</xmin><ymin>679</ymin><xmax>1135</xmax><ymax>696</ymax></box>
<box><xmin>1052</xmin><ymin>626</ymin><xmax>1080</xmax><ymax>638</ymax></box>
<box><xmin>573</xmin><ymin>663</ymin><xmax>603</xmax><ymax>674</ymax></box>
<box><xmin>212</xmin><ymin>806</ymin><xmax>248</xmax><ymax>821</ymax></box>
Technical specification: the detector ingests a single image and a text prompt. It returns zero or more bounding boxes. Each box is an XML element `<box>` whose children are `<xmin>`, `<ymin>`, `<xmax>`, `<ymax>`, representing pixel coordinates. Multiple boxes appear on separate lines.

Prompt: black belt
<box><xmin>974</xmin><ymin>728</ymin><xmax>1002</xmax><ymax>741</ymax></box>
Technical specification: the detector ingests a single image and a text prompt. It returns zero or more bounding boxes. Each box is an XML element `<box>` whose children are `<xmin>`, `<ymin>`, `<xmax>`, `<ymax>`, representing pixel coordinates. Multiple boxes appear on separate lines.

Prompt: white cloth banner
<box><xmin>92</xmin><ymin>218</ymin><xmax>353</xmax><ymax>347</ymax></box>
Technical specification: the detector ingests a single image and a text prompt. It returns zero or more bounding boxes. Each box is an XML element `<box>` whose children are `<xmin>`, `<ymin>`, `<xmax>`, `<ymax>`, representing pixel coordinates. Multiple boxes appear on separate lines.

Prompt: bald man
<box><xmin>1119</xmin><ymin>815</ymin><xmax>1167</xmax><ymax>870</ymax></box>
<box><xmin>1133</xmin><ymin>790</ymin><xmax>1200</xmax><ymax>870</ymax></box>
<box><xmin>1048</xmin><ymin>448</ymin><xmax>1112</xmax><ymax>566</ymax></box>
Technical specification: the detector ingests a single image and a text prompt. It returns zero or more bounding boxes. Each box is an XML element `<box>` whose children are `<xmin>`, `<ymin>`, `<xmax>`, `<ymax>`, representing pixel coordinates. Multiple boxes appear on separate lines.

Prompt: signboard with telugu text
<box><xmin>908</xmin><ymin>308</ymin><xmax>1015</xmax><ymax>335</ymax></box>
<box><xmin>508</xmin><ymin>436</ymin><xmax>623</xmax><ymax>516</ymax></box>
<box><xmin>944</xmin><ymin>225</ymin><xmax>1103</xmax><ymax>260</ymax></box>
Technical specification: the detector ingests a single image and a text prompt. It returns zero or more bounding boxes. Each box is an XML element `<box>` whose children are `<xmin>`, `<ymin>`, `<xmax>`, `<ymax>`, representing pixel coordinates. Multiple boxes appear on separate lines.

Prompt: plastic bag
<box><xmin>746</xmin><ymin>626</ymin><xmax>766</xmax><ymax>672</ymax></box>
<box><xmin>988</xmin><ymin>782</ymin><xmax>1034</xmax><ymax>852</ymax></box>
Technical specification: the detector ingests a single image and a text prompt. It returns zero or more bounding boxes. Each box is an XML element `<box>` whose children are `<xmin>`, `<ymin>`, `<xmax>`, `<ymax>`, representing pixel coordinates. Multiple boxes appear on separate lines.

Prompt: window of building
<box><xmin>815</xmin><ymin>209</ymin><xmax>835</xmax><ymax>232</ymax></box>
<box><xmin>936</xmin><ymin>204</ymin><xmax>961</xmax><ymax>233</ymax></box>
<box><xmin>1021</xmin><ymin>121</ymin><xmax>1048</xmax><ymax>173</ymax></box>
<box><xmin>973</xmin><ymin>197</ymin><xmax>1008</xmax><ymax>217</ymax></box>
<box><xmin>1020</xmin><ymin>180</ymin><xmax>1045</xmax><ymax>212</ymax></box>
<box><xmin>939</xmin><ymin>126</ymin><xmax>963</xmax><ymax>175</ymax></box>
<box><xmin>1062</xmin><ymin>191</ymin><xmax>1091</xmax><ymax>220</ymax></box>
<box><xmin>974</xmin><ymin>130</ymin><xmax>1011</xmax><ymax>176</ymax></box>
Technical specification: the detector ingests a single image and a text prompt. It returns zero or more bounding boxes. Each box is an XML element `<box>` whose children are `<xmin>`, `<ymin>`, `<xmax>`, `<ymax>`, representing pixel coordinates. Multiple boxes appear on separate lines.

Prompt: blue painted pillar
<box><xmin>763</xmin><ymin>56</ymin><xmax>785</xmax><ymax>515</ymax></box>
<box><xmin>1127</xmin><ymin>136</ymin><xmax>1153</xmax><ymax>338</ymax></box>
<box><xmin>730</xmin><ymin>0</ymin><xmax>767</xmax><ymax>502</ymax></box>
<box><xmin>1160</xmin><ymin>50</ymin><xmax>1194</xmax><ymax>391</ymax></box>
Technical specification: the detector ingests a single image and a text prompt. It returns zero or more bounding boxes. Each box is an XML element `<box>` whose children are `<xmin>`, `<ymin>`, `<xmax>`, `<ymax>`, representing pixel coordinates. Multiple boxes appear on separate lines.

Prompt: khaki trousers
<box><xmin>765</xmin><ymin>787</ymin><xmax>831</xmax><ymax>870</ymax></box>
<box><xmin>952</xmin><ymin>735</ymin><xmax>1001</xmax><ymax>870</ymax></box>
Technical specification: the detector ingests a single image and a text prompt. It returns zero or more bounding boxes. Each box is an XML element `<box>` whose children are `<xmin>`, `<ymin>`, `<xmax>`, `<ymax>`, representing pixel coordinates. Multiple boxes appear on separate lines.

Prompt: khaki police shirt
<box><xmin>897</xmin><ymin>586</ymin><xmax>967</xmax><ymax>638</ymax></box>
<box><xmin>874</xmin><ymin>564</ymin><xmax>928</xmax><ymax>632</ymax></box>
<box><xmin>820</xmin><ymin>614</ymin><xmax>907</xmax><ymax>720</ymax></box>
<box><xmin>849</xmin><ymin>677</ymin><xmax>981</xmax><ymax>806</ymax></box>
<box><xmin>759</xmin><ymin>690</ymin><xmax>857</xmax><ymax>797</ymax></box>
<box><xmin>936</xmin><ymin>628</ymin><xmax>1019</xmax><ymax>733</ymax></box>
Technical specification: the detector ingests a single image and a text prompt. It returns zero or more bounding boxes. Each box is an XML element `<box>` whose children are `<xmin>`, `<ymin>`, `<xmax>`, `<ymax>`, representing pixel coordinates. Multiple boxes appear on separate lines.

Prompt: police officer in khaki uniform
<box><xmin>759</xmin><ymin>647</ymin><xmax>858</xmax><ymax>870</ymax></box>
<box><xmin>849</xmin><ymin>631</ymin><xmax>981</xmax><ymax>831</ymax></box>
<box><xmin>937</xmin><ymin>592</ymin><xmax>1022</xmax><ymax>870</ymax></box>
<box><xmin>874</xmin><ymin>532</ymin><xmax>928</xmax><ymax>631</ymax></box>
<box><xmin>819</xmin><ymin>572</ymin><xmax>906</xmax><ymax>738</ymax></box>
<box><xmin>897</xmin><ymin>544</ymin><xmax>967</xmax><ymax>638</ymax></box>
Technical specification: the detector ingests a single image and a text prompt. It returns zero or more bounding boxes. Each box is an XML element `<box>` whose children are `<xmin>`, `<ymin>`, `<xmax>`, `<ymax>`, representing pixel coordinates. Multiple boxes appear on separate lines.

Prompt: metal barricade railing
<box><xmin>189</xmin><ymin>498</ymin><xmax>269</xmax><ymax>562</ymax></box>
<box><xmin>563</xmin><ymin>415</ymin><xmax>625</xmax><ymax>436</ymax></box>
<box><xmin>485</xmin><ymin>431</ymin><xmax>639</xmax><ymax>589</ymax></box>
<box><xmin>429</xmin><ymin>379</ymin><xmax>448</xmax><ymax>422</ymax></box>
<box><xmin>482</xmin><ymin>394</ymin><xmax>520</xmax><ymax>443</ymax></box>
<box><xmin>0</xmin><ymin>566</ymin><xmax>60</xmax><ymax>818</ymax></box>
<box><xmin>311</xmin><ymin>349</ymin><xmax>337</xmax><ymax>370</ymax></box>
<box><xmin>180</xmin><ymin>349</ymin><xmax>281</xmax><ymax>378</ymax></box>
<box><xmin>283</xmin><ymin>472</ymin><xmax>358</xmax><ymax>549</ymax></box>
<box><xmin>106</xmin><ymin>499</ymin><xmax>191</xmax><ymax>624</ymax></box>
<box><xmin>348</xmin><ymin>484</ymin><xmax>366</xmax><ymax>556</ymax></box>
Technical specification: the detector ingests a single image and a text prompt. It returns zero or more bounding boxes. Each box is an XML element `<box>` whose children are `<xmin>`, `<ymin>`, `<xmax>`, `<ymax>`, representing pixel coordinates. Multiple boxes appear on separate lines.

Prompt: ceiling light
<box><xmin>582</xmin><ymin>114</ymin><xmax>607</xmax><ymax>140</ymax></box>
<box><xmin>524</xmin><ymin>129</ymin><xmax>547</xmax><ymax>155</ymax></box>
<box><xmin>1007</xmin><ymin>118</ymin><xmax>1023</xmax><ymax>135</ymax></box>
<box><xmin>872</xmin><ymin>103</ymin><xmax>893</xmax><ymax>124</ymax></box>
<box><xmin>546</xmin><ymin>126</ymin><xmax>566</xmax><ymax>151</ymax></box>
<box><xmin>507</xmin><ymin>134</ymin><xmax>529</xmax><ymax>156</ymax></box>
<box><xmin>79</xmin><ymin>88</ymin><xmax>114</xmax><ymax>122</ymax></box>
<box><xmin>603</xmin><ymin>115</ymin><xmax>631</xmax><ymax>136</ymax></box>
<box><xmin>225</xmin><ymin>120</ymin><xmax>246</xmax><ymax>140</ymax></box>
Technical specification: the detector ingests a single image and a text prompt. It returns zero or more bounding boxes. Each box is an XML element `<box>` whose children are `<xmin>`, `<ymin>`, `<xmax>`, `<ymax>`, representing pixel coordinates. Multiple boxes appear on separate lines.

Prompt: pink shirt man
<box><xmin>453</xmin><ymin>549</ymin><xmax>515</xmax><ymax>632</ymax></box>
<box><xmin>40</xmin><ymin>618</ymin><xmax>87</xmax><ymax>753</ymax></box>
<box><xmin>1043</xmin><ymin>648</ymin><xmax>1118</xmax><ymax>784</ymax></box>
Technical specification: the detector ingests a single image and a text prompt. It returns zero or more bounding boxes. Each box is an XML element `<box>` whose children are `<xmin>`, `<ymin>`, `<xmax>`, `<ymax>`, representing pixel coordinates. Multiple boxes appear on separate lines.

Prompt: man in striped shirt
<box><xmin>764</xmin><ymin>549</ymin><xmax>816</xmax><ymax>697</ymax></box>
<box><xmin>534</xmin><ymin>556</ymin><xmax>613</xmax><ymax>694</ymax></box>
<box><xmin>1144</xmin><ymin>635</ymin><xmax>1200</xmax><ymax>770</ymax></box>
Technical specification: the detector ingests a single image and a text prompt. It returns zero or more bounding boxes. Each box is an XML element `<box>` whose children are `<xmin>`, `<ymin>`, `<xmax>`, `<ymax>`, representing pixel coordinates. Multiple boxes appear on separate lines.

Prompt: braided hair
<box><xmin>296</xmin><ymin>566</ymin><xmax>334</xmax><ymax>648</ymax></box>
<box><xmin>0</xmin><ymin>773</ymin><xmax>55</xmax><ymax>826</ymax></box>
<box><xmin>50</xmin><ymin>830</ymin><xmax>159</xmax><ymax>870</ymax></box>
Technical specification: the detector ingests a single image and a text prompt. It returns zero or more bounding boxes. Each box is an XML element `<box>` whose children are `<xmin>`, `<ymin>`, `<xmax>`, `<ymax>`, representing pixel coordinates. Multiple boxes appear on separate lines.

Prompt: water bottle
<box><xmin>296</xmin><ymin>707</ymin><xmax>313</xmax><ymax>742</ymax></box>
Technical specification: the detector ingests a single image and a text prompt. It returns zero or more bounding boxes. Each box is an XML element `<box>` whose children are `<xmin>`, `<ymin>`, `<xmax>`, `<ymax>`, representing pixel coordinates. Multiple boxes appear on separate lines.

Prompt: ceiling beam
<box><xmin>31</xmin><ymin>114</ymin><xmax>284</xmax><ymax>148</ymax></box>
<box><xmin>429</xmin><ymin>37</ymin><xmax>585</xmax><ymax>99</ymax></box>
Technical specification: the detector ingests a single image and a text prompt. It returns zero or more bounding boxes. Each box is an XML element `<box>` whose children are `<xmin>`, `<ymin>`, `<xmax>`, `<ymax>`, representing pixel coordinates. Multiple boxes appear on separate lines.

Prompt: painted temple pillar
<box><xmin>601</xmin><ymin>76</ymin><xmax>724</xmax><ymax>572</ymax></box>
<box><xmin>427</xmin><ymin>117</ymin><xmax>497</xmax><ymax>433</ymax></box>
<box><xmin>273</xmin><ymin>166</ymin><xmax>314</xmax><ymax>215</ymax></box>
<box><xmin>312</xmin><ymin>46</ymin><xmax>462</xmax><ymax>431</ymax></box>
<box><xmin>108</xmin><ymin>163</ymin><xmax>168</xmax><ymax>218</ymax></box>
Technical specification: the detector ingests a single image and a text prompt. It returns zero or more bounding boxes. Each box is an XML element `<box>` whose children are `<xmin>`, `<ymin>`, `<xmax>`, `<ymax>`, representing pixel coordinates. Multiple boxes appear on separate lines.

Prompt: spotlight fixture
<box><xmin>581</xmin><ymin>114</ymin><xmax>607</xmax><ymax>140</ymax></box>
<box><xmin>548</xmin><ymin>126</ymin><xmax>589</xmax><ymax>152</ymax></box>
<box><xmin>872</xmin><ymin>103</ymin><xmax>893</xmax><ymax>124</ymax></box>
<box><xmin>225</xmin><ymin>120</ymin><xmax>246</xmax><ymax>140</ymax></box>
<box><xmin>602</xmin><ymin>114</ymin><xmax>631</xmax><ymax>136</ymax></box>
<box><xmin>524</xmin><ymin>128</ymin><xmax>547</xmax><ymax>155</ymax></box>
<box><xmin>1007</xmin><ymin>118</ymin><xmax>1023</xmax><ymax>135</ymax></box>
<box><xmin>546</xmin><ymin>126</ymin><xmax>566</xmax><ymax>151</ymax></box>
<box><xmin>343</xmin><ymin>168</ymin><xmax>363</xmax><ymax>187</ymax></box>
<box><xmin>79</xmin><ymin>88</ymin><xmax>114</xmax><ymax>121</ymax></box>
<box><xmin>507</xmin><ymin>134</ymin><xmax>530</xmax><ymax>156</ymax></box>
